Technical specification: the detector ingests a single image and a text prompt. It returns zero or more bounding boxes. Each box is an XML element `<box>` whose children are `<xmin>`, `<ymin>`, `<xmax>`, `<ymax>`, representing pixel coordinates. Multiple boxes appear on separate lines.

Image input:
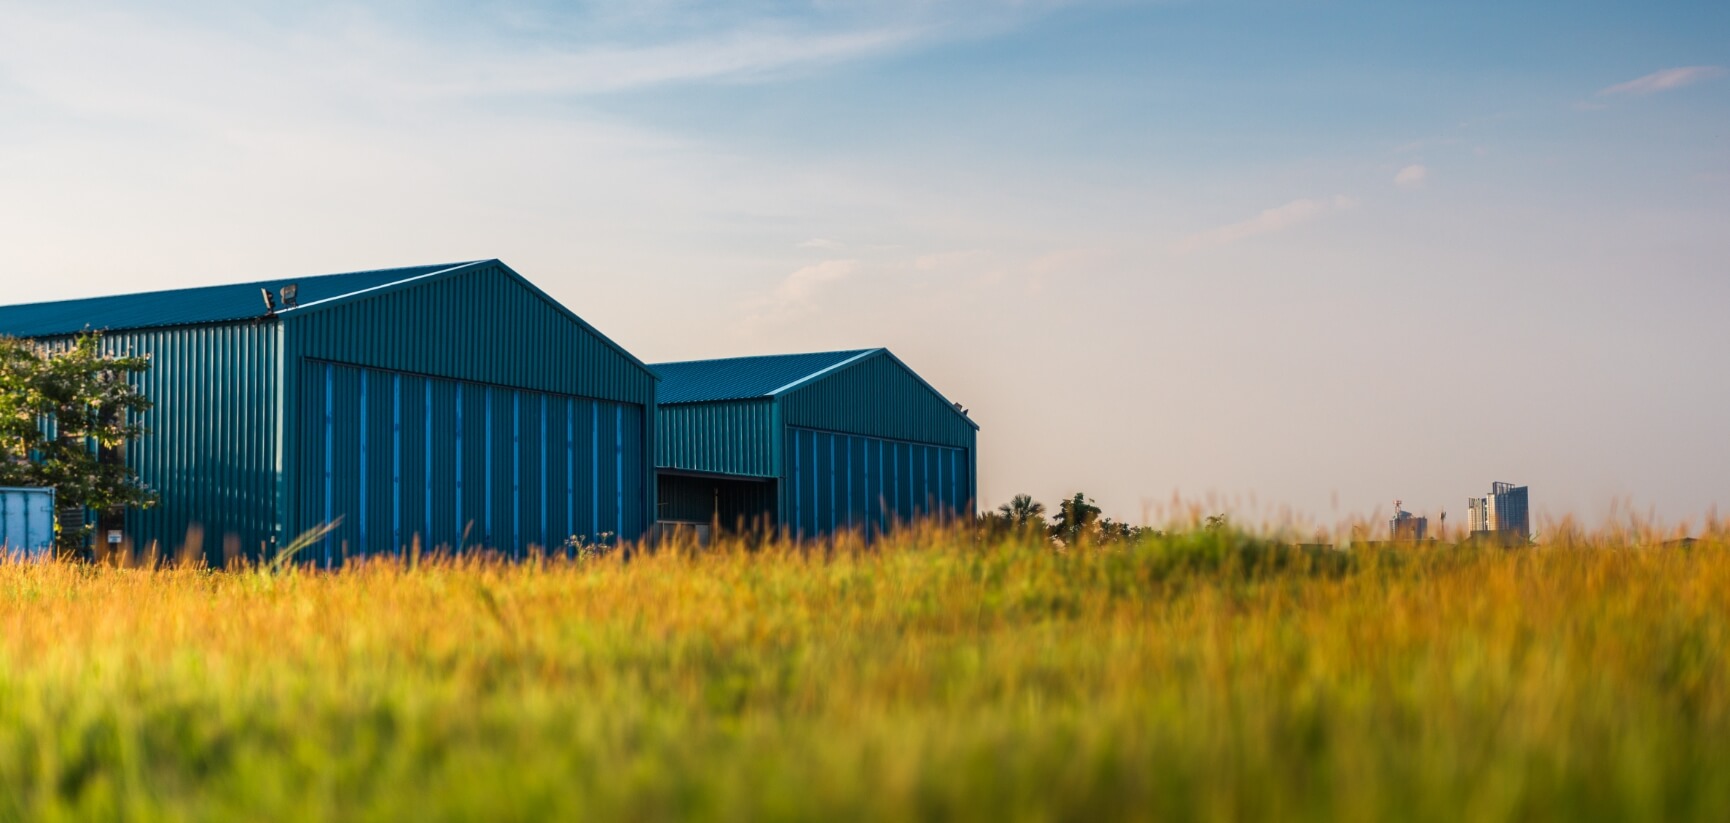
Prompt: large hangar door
<box><xmin>298</xmin><ymin>361</ymin><xmax>645</xmax><ymax>562</ymax></box>
<box><xmin>784</xmin><ymin>427</ymin><xmax>971</xmax><ymax>539</ymax></box>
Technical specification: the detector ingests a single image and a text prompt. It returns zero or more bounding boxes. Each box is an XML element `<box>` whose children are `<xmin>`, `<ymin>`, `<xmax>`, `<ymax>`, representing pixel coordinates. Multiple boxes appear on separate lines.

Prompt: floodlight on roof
<box><xmin>280</xmin><ymin>283</ymin><xmax>298</xmax><ymax>307</ymax></box>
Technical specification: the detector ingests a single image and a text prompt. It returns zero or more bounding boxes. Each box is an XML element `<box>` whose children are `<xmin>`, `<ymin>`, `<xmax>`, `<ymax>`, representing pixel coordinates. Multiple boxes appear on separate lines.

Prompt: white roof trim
<box><xmin>274</xmin><ymin>260</ymin><xmax>488</xmax><ymax>315</ymax></box>
<box><xmin>767</xmin><ymin>349</ymin><xmax>882</xmax><ymax>396</ymax></box>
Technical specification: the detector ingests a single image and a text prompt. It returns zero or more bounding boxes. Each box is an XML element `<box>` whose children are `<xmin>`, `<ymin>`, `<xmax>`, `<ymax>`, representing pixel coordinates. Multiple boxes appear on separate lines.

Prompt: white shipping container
<box><xmin>0</xmin><ymin>487</ymin><xmax>55</xmax><ymax>558</ymax></box>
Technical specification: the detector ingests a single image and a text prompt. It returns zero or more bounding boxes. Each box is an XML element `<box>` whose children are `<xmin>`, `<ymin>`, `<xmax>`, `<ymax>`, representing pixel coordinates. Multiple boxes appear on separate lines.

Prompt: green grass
<box><xmin>1</xmin><ymin>527</ymin><xmax>1727</xmax><ymax>821</ymax></box>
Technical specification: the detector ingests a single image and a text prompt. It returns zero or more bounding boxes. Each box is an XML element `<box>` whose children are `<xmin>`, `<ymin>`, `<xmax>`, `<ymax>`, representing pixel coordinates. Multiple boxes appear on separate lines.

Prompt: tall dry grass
<box><xmin>1</xmin><ymin>522</ymin><xmax>1727</xmax><ymax>821</ymax></box>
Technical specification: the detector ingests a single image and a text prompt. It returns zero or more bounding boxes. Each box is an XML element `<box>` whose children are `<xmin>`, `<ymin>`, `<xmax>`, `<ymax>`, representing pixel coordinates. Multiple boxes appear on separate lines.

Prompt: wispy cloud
<box><xmin>1394</xmin><ymin>164</ymin><xmax>1428</xmax><ymax>189</ymax></box>
<box><xmin>1598</xmin><ymin>66</ymin><xmax>1726</xmax><ymax>97</ymax></box>
<box><xmin>776</xmin><ymin>259</ymin><xmax>859</xmax><ymax>304</ymax></box>
<box><xmin>1173</xmin><ymin>196</ymin><xmax>1356</xmax><ymax>254</ymax></box>
<box><xmin>426</xmin><ymin>27</ymin><xmax>926</xmax><ymax>97</ymax></box>
<box><xmin>737</xmin><ymin>259</ymin><xmax>861</xmax><ymax>333</ymax></box>
<box><xmin>0</xmin><ymin>2</ymin><xmax>1053</xmax><ymax>127</ymax></box>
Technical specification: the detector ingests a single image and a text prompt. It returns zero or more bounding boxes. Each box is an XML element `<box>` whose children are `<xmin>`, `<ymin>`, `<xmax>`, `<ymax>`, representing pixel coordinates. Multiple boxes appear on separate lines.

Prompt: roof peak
<box><xmin>651</xmin><ymin>347</ymin><xmax>880</xmax><ymax>369</ymax></box>
<box><xmin>0</xmin><ymin>261</ymin><xmax>486</xmax><ymax>312</ymax></box>
<box><xmin>0</xmin><ymin>261</ymin><xmax>488</xmax><ymax>338</ymax></box>
<box><xmin>652</xmin><ymin>348</ymin><xmax>886</xmax><ymax>405</ymax></box>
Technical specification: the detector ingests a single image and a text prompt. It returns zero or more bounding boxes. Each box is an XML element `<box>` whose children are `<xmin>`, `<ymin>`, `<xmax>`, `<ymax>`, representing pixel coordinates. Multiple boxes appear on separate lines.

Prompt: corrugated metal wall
<box><xmin>22</xmin><ymin>262</ymin><xmax>660</xmax><ymax>562</ymax></box>
<box><xmin>87</xmin><ymin>324</ymin><xmax>281</xmax><ymax>558</ymax></box>
<box><xmin>782</xmin><ymin>427</ymin><xmax>971</xmax><ymax>539</ymax></box>
<box><xmin>282</xmin><ymin>263</ymin><xmax>658</xmax><ymax>554</ymax></box>
<box><xmin>298</xmin><ymin>360</ymin><xmax>645</xmax><ymax>560</ymax></box>
<box><xmin>780</xmin><ymin>353</ymin><xmax>975</xmax><ymax>449</ymax></box>
<box><xmin>655</xmin><ymin>399</ymin><xmax>777</xmax><ymax>478</ymax></box>
<box><xmin>286</xmin><ymin>262</ymin><xmax>654</xmax><ymax>405</ymax></box>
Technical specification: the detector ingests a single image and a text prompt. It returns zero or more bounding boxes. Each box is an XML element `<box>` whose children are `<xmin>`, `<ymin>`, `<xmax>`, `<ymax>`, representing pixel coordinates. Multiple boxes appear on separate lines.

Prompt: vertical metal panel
<box><xmin>282</xmin><ymin>261</ymin><xmax>658</xmax><ymax>548</ymax></box>
<box><xmin>41</xmin><ymin>324</ymin><xmax>281</xmax><ymax>560</ymax></box>
<box><xmin>777</xmin><ymin>426</ymin><xmax>973</xmax><ymax>538</ymax></box>
<box><xmin>596</xmin><ymin>403</ymin><xmax>619</xmax><ymax>540</ymax></box>
<box><xmin>654</xmin><ymin>399</ymin><xmax>776</xmax><ymax>478</ymax></box>
<box><xmin>298</xmin><ymin>361</ymin><xmax>645</xmax><ymax>555</ymax></box>
<box><xmin>620</xmin><ymin>404</ymin><xmax>646</xmax><ymax>540</ymax></box>
<box><xmin>428</xmin><ymin>378</ymin><xmax>460</xmax><ymax>549</ymax></box>
<box><xmin>398</xmin><ymin>374</ymin><xmax>428</xmax><ymax>554</ymax></box>
<box><xmin>287</xmin><ymin>262</ymin><xmax>654</xmax><ymax>406</ymax></box>
<box><xmin>358</xmin><ymin>369</ymin><xmax>369</xmax><ymax>553</ymax></box>
<box><xmin>537</xmin><ymin>395</ymin><xmax>549</xmax><ymax>549</ymax></box>
<box><xmin>780</xmin><ymin>353</ymin><xmax>975</xmax><ymax>448</ymax></box>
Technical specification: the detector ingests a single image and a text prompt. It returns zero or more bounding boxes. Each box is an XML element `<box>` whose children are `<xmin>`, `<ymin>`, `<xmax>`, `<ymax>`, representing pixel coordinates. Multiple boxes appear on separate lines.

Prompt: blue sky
<box><xmin>1</xmin><ymin>1</ymin><xmax>1725</xmax><ymax>530</ymax></box>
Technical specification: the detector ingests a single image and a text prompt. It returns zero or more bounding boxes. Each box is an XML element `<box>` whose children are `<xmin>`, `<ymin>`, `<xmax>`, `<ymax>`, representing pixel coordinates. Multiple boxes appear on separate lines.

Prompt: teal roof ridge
<box><xmin>651</xmin><ymin>349</ymin><xmax>881</xmax><ymax>405</ymax></box>
<box><xmin>0</xmin><ymin>261</ymin><xmax>484</xmax><ymax>338</ymax></box>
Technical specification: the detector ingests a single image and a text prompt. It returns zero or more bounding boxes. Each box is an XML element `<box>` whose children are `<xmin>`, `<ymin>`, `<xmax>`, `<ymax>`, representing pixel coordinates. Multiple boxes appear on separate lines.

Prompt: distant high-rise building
<box><xmin>1390</xmin><ymin>505</ymin><xmax>1428</xmax><ymax>541</ymax></box>
<box><xmin>1468</xmin><ymin>482</ymin><xmax>1529</xmax><ymax>542</ymax></box>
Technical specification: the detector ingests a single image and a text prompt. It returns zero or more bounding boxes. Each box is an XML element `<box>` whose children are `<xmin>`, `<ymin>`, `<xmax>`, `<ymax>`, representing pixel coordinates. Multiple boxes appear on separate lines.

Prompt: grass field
<box><xmin>2</xmin><ymin>524</ymin><xmax>1728</xmax><ymax>821</ymax></box>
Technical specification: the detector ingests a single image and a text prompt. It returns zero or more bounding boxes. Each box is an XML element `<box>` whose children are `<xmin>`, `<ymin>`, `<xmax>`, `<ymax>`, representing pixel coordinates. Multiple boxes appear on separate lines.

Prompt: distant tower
<box><xmin>1468</xmin><ymin>482</ymin><xmax>1530</xmax><ymax>543</ymax></box>
<box><xmin>1390</xmin><ymin>500</ymin><xmax>1428</xmax><ymax>541</ymax></box>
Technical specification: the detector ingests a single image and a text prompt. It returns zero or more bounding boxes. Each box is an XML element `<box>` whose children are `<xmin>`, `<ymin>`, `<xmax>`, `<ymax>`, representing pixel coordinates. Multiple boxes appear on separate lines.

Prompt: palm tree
<box><xmin>997</xmin><ymin>494</ymin><xmax>1047</xmax><ymax>531</ymax></box>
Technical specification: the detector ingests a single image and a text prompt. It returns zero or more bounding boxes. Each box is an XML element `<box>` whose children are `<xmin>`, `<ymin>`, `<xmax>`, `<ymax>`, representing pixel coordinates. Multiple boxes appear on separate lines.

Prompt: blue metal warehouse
<box><xmin>0</xmin><ymin>260</ymin><xmax>657</xmax><ymax>561</ymax></box>
<box><xmin>653</xmin><ymin>349</ymin><xmax>979</xmax><ymax>538</ymax></box>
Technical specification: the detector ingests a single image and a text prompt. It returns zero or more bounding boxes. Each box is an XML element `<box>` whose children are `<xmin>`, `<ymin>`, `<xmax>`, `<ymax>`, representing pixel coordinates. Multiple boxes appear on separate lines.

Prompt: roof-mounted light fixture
<box><xmin>260</xmin><ymin>288</ymin><xmax>277</xmax><ymax>315</ymax></box>
<box><xmin>280</xmin><ymin>284</ymin><xmax>298</xmax><ymax>308</ymax></box>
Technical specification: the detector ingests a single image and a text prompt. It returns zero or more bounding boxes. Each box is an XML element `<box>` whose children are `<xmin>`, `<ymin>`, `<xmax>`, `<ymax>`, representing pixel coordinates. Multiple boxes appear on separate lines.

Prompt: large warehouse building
<box><xmin>0</xmin><ymin>260</ymin><xmax>658</xmax><ymax>561</ymax></box>
<box><xmin>653</xmin><ymin>349</ymin><xmax>979</xmax><ymax>538</ymax></box>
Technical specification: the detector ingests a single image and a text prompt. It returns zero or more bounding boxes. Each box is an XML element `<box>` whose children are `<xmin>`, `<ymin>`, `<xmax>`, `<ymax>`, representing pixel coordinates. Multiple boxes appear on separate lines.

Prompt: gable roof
<box><xmin>653</xmin><ymin>349</ymin><xmax>879</xmax><ymax>405</ymax></box>
<box><xmin>0</xmin><ymin>261</ymin><xmax>482</xmax><ymax>338</ymax></box>
<box><xmin>653</xmin><ymin>348</ymin><xmax>978</xmax><ymax>430</ymax></box>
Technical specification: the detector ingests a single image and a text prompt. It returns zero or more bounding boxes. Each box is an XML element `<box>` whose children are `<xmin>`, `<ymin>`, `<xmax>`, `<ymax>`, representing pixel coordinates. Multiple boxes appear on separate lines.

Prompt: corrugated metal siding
<box><xmin>655</xmin><ymin>399</ymin><xmax>777</xmax><ymax>478</ymax></box>
<box><xmin>780</xmin><ymin>353</ymin><xmax>975</xmax><ymax>448</ymax></box>
<box><xmin>297</xmin><ymin>360</ymin><xmax>646</xmax><ymax>560</ymax></box>
<box><xmin>656</xmin><ymin>473</ymin><xmax>777</xmax><ymax>531</ymax></box>
<box><xmin>286</xmin><ymin>262</ymin><xmax>654</xmax><ymax>405</ymax></box>
<box><xmin>782</xmin><ymin>427</ymin><xmax>972</xmax><ymax>539</ymax></box>
<box><xmin>281</xmin><ymin>262</ymin><xmax>657</xmax><ymax>553</ymax></box>
<box><xmin>64</xmin><ymin>324</ymin><xmax>282</xmax><ymax>559</ymax></box>
<box><xmin>653</xmin><ymin>350</ymin><xmax>874</xmax><ymax>404</ymax></box>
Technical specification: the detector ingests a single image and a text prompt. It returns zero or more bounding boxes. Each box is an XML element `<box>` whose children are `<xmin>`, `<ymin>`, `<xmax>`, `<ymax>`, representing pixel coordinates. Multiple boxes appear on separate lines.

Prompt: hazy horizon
<box><xmin>2</xmin><ymin>1</ymin><xmax>1725</xmax><ymax>529</ymax></box>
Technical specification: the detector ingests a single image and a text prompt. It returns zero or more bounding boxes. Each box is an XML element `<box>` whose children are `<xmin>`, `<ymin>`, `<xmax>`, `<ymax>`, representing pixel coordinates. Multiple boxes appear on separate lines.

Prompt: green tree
<box><xmin>1050</xmin><ymin>492</ymin><xmax>1103</xmax><ymax>547</ymax></box>
<box><xmin>997</xmin><ymin>494</ymin><xmax>1048</xmax><ymax>532</ymax></box>
<box><xmin>0</xmin><ymin>334</ymin><xmax>156</xmax><ymax>552</ymax></box>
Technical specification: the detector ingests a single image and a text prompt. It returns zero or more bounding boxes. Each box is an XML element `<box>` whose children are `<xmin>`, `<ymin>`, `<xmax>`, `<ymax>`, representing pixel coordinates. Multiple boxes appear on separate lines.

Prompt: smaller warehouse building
<box><xmin>654</xmin><ymin>349</ymin><xmax>978</xmax><ymax>538</ymax></box>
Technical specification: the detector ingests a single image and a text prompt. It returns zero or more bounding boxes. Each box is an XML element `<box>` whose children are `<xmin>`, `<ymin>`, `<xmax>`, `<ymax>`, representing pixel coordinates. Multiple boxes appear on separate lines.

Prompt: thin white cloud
<box><xmin>734</xmin><ymin>259</ymin><xmax>861</xmax><ymax>336</ymax></box>
<box><xmin>1598</xmin><ymin>66</ymin><xmax>1726</xmax><ymax>96</ymax></box>
<box><xmin>1394</xmin><ymin>164</ymin><xmax>1428</xmax><ymax>189</ymax></box>
<box><xmin>775</xmin><ymin>259</ymin><xmax>859</xmax><ymax>304</ymax></box>
<box><xmin>1173</xmin><ymin>196</ymin><xmax>1356</xmax><ymax>254</ymax></box>
<box><xmin>0</xmin><ymin>3</ymin><xmax>1028</xmax><ymax>128</ymax></box>
<box><xmin>427</xmin><ymin>27</ymin><xmax>925</xmax><ymax>97</ymax></box>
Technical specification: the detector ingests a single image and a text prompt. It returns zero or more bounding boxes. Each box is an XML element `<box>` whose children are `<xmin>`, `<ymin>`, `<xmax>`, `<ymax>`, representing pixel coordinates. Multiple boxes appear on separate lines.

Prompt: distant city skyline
<box><xmin>0</xmin><ymin>1</ymin><xmax>1725</xmax><ymax>527</ymax></box>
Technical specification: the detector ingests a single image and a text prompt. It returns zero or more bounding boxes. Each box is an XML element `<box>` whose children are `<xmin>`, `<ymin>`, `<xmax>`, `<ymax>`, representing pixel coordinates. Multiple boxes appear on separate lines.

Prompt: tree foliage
<box><xmin>1050</xmin><ymin>492</ymin><xmax>1103</xmax><ymax>546</ymax></box>
<box><xmin>998</xmin><ymin>494</ymin><xmax>1048</xmax><ymax>531</ymax></box>
<box><xmin>0</xmin><ymin>334</ymin><xmax>156</xmax><ymax>548</ymax></box>
<box><xmin>978</xmin><ymin>493</ymin><xmax>1050</xmax><ymax>541</ymax></box>
<box><xmin>981</xmin><ymin>492</ymin><xmax>1158</xmax><ymax>547</ymax></box>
